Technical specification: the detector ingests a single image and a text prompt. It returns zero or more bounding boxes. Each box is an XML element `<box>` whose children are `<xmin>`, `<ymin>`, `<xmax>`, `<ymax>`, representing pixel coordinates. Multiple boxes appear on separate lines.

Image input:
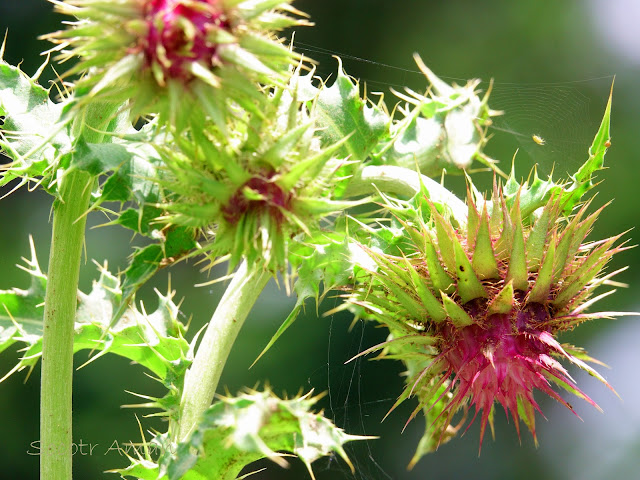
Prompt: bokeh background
<box><xmin>1</xmin><ymin>0</ymin><xmax>639</xmax><ymax>479</ymax></box>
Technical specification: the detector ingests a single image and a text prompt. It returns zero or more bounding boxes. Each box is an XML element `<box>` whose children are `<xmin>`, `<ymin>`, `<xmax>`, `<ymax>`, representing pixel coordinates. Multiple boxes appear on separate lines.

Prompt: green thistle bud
<box><xmin>158</xmin><ymin>67</ymin><xmax>355</xmax><ymax>273</ymax></box>
<box><xmin>347</xmin><ymin>177</ymin><xmax>632</xmax><ymax>459</ymax></box>
<box><xmin>43</xmin><ymin>0</ymin><xmax>309</xmax><ymax>128</ymax></box>
<box><xmin>379</xmin><ymin>55</ymin><xmax>499</xmax><ymax>177</ymax></box>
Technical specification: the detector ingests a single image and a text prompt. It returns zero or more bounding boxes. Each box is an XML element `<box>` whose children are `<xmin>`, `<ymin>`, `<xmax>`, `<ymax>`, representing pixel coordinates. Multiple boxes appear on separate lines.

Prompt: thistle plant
<box><xmin>0</xmin><ymin>1</ymin><xmax>635</xmax><ymax>479</ymax></box>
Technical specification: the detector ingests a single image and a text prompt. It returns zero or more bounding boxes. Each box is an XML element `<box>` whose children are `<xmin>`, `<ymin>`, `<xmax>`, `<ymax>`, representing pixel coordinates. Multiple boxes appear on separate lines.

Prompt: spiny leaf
<box><xmin>472</xmin><ymin>208</ymin><xmax>499</xmax><ymax>280</ymax></box>
<box><xmin>453</xmin><ymin>241</ymin><xmax>487</xmax><ymax>303</ymax></box>
<box><xmin>75</xmin><ymin>137</ymin><xmax>163</xmax><ymax>206</ymax></box>
<box><xmin>506</xmin><ymin>211</ymin><xmax>528</xmax><ymax>291</ymax></box>
<box><xmin>112</xmin><ymin>461</ymin><xmax>159</xmax><ymax>480</ymax></box>
<box><xmin>488</xmin><ymin>280</ymin><xmax>515</xmax><ymax>315</ymax></box>
<box><xmin>261</xmin><ymin>122</ymin><xmax>311</xmax><ymax>168</ymax></box>
<box><xmin>0</xmin><ymin>242</ymin><xmax>189</xmax><ymax>385</ymax></box>
<box><xmin>408</xmin><ymin>380</ymin><xmax>456</xmax><ymax>468</ymax></box>
<box><xmin>254</xmin><ymin>231</ymin><xmax>357</xmax><ymax>364</ymax></box>
<box><xmin>504</xmin><ymin>168</ymin><xmax>559</xmax><ymax>221</ymax></box>
<box><xmin>527</xmin><ymin>238</ymin><xmax>556</xmax><ymax>304</ymax></box>
<box><xmin>502</xmin><ymin>87</ymin><xmax>613</xmax><ymax>219</ymax></box>
<box><xmin>552</xmin><ymin>219</ymin><xmax>578</xmax><ymax>282</ymax></box>
<box><xmin>156</xmin><ymin>389</ymin><xmax>369</xmax><ymax>480</ymax></box>
<box><xmin>441</xmin><ymin>292</ymin><xmax>473</xmax><ymax>327</ymax></box>
<box><xmin>112</xmin><ymin>226</ymin><xmax>196</xmax><ymax>327</ymax></box>
<box><xmin>252</xmin><ymin>297</ymin><xmax>304</xmax><ymax>368</ymax></box>
<box><xmin>312</xmin><ymin>59</ymin><xmax>388</xmax><ymax>160</ymax></box>
<box><xmin>433</xmin><ymin>210</ymin><xmax>456</xmax><ymax>273</ymax></box>
<box><xmin>423</xmin><ymin>234</ymin><xmax>455</xmax><ymax>294</ymax></box>
<box><xmin>116</xmin><ymin>206</ymin><xmax>163</xmax><ymax>235</ymax></box>
<box><xmin>552</xmin><ymin>238</ymin><xmax>620</xmax><ymax>309</ymax></box>
<box><xmin>494</xmin><ymin>191</ymin><xmax>514</xmax><ymax>259</ymax></box>
<box><xmin>561</xmin><ymin>84</ymin><xmax>613</xmax><ymax>214</ymax></box>
<box><xmin>0</xmin><ymin>237</ymin><xmax>46</xmax><ymax>356</ymax></box>
<box><xmin>378</xmin><ymin>58</ymin><xmax>493</xmax><ymax>177</ymax></box>
<box><xmin>404</xmin><ymin>258</ymin><xmax>447</xmax><ymax>322</ymax></box>
<box><xmin>525</xmin><ymin>195</ymin><xmax>557</xmax><ymax>271</ymax></box>
<box><xmin>466</xmin><ymin>191</ymin><xmax>481</xmax><ymax>248</ymax></box>
<box><xmin>72</xmin><ymin>139</ymin><xmax>132</xmax><ymax>176</ymax></box>
<box><xmin>0</xmin><ymin>56</ymin><xmax>71</xmax><ymax>188</ymax></box>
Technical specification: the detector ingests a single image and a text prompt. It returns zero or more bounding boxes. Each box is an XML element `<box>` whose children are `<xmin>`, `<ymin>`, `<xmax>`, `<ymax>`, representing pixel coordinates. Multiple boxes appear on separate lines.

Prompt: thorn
<box><xmin>0</xmin><ymin>30</ymin><xmax>7</xmax><ymax>59</ymax></box>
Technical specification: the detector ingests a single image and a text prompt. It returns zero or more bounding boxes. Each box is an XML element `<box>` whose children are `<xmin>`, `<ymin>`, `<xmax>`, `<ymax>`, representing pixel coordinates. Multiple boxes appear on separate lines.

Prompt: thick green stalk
<box><xmin>40</xmin><ymin>103</ymin><xmax>117</xmax><ymax>480</ymax></box>
<box><xmin>345</xmin><ymin>165</ymin><xmax>468</xmax><ymax>225</ymax></box>
<box><xmin>40</xmin><ymin>169</ymin><xmax>93</xmax><ymax>480</ymax></box>
<box><xmin>178</xmin><ymin>260</ymin><xmax>269</xmax><ymax>441</ymax></box>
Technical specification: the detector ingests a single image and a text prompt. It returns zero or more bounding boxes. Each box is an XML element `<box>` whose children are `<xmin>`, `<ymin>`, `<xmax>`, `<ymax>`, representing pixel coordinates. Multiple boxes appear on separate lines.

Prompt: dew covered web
<box><xmin>289</xmin><ymin>42</ymin><xmax>615</xmax><ymax>480</ymax></box>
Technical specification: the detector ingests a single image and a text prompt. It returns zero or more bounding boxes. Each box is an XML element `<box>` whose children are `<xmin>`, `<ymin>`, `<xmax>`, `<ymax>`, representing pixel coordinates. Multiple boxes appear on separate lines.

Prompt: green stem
<box><xmin>40</xmin><ymin>169</ymin><xmax>93</xmax><ymax>480</ymax></box>
<box><xmin>344</xmin><ymin>165</ymin><xmax>468</xmax><ymax>225</ymax></box>
<box><xmin>178</xmin><ymin>260</ymin><xmax>269</xmax><ymax>441</ymax></box>
<box><xmin>40</xmin><ymin>102</ymin><xmax>117</xmax><ymax>480</ymax></box>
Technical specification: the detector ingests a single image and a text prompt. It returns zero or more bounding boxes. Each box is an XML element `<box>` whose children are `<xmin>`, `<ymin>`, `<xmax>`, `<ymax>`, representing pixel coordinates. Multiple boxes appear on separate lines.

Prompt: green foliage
<box><xmin>561</xmin><ymin>84</ymin><xmax>613</xmax><ymax>213</ymax></box>
<box><xmin>304</xmin><ymin>56</ymin><xmax>496</xmax><ymax>182</ymax></box>
<box><xmin>72</xmin><ymin>131</ymin><xmax>159</xmax><ymax>199</ymax></box>
<box><xmin>374</xmin><ymin>57</ymin><xmax>495</xmax><ymax>177</ymax></box>
<box><xmin>111</xmin><ymin>226</ymin><xmax>197</xmax><ymax>328</ymax></box>
<box><xmin>253</xmin><ymin>227</ymin><xmax>360</xmax><ymax>364</ymax></box>
<box><xmin>0</xmin><ymin>4</ymin><xmax>627</xmax><ymax>477</ymax></box>
<box><xmin>0</xmin><ymin>54</ymin><xmax>71</xmax><ymax>190</ymax></box>
<box><xmin>501</xmin><ymin>86</ymin><xmax>612</xmax><ymax>221</ymax></box>
<box><xmin>116</xmin><ymin>389</ymin><xmax>367</xmax><ymax>480</ymax></box>
<box><xmin>0</xmin><ymin>238</ymin><xmax>47</xmax><ymax>357</ymax></box>
<box><xmin>311</xmin><ymin>58</ymin><xmax>389</xmax><ymax>160</ymax></box>
<box><xmin>0</xmin><ymin>239</ymin><xmax>190</xmax><ymax>394</ymax></box>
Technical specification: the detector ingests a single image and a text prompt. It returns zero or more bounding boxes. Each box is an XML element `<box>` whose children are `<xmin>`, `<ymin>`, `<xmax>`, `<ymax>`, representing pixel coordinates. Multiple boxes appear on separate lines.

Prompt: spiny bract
<box><xmin>43</xmin><ymin>0</ymin><xmax>308</xmax><ymax>128</ymax></box>
<box><xmin>347</xmin><ymin>175</ymin><xmax>630</xmax><ymax>458</ymax></box>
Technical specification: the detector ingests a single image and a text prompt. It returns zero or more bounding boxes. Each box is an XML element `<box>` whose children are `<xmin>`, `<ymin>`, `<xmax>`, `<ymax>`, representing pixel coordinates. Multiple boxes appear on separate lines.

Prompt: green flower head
<box><xmin>44</xmin><ymin>0</ymin><xmax>309</xmax><ymax>128</ymax></box>
<box><xmin>158</xmin><ymin>66</ymin><xmax>356</xmax><ymax>274</ymax></box>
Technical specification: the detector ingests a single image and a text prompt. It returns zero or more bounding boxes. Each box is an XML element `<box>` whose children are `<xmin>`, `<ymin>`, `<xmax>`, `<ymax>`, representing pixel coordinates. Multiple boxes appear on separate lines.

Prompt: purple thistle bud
<box><xmin>141</xmin><ymin>0</ymin><xmax>230</xmax><ymax>83</ymax></box>
<box><xmin>347</xmin><ymin>181</ymin><xmax>632</xmax><ymax>458</ymax></box>
<box><xmin>43</xmin><ymin>0</ymin><xmax>308</xmax><ymax>127</ymax></box>
<box><xmin>222</xmin><ymin>174</ymin><xmax>293</xmax><ymax>226</ymax></box>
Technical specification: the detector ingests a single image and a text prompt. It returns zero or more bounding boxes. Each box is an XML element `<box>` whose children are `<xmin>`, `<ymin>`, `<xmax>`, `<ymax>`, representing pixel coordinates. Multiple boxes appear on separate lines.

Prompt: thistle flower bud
<box><xmin>158</xmin><ymin>67</ymin><xmax>355</xmax><ymax>273</ymax></box>
<box><xmin>43</xmin><ymin>0</ymin><xmax>309</xmax><ymax>128</ymax></box>
<box><xmin>347</xmin><ymin>178</ymin><xmax>631</xmax><ymax>457</ymax></box>
<box><xmin>380</xmin><ymin>56</ymin><xmax>498</xmax><ymax>177</ymax></box>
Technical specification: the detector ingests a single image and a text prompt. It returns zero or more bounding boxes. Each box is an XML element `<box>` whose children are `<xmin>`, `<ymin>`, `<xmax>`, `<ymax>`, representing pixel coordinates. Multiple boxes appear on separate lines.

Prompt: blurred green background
<box><xmin>1</xmin><ymin>0</ymin><xmax>639</xmax><ymax>479</ymax></box>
